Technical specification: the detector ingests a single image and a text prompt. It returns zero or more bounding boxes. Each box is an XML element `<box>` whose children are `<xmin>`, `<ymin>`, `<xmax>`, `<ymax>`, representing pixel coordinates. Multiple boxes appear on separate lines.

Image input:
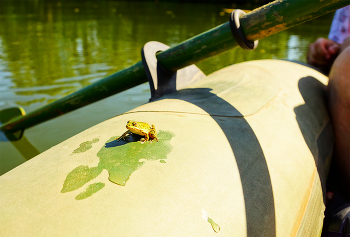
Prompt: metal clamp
<box><xmin>141</xmin><ymin>41</ymin><xmax>205</xmax><ymax>101</ymax></box>
<box><xmin>229</xmin><ymin>10</ymin><xmax>258</xmax><ymax>50</ymax></box>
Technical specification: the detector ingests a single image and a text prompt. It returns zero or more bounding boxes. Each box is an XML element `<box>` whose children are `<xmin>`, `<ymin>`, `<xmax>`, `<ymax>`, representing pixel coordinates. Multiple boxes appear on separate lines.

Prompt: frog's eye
<box><xmin>133</xmin><ymin>122</ymin><xmax>137</xmax><ymax>126</ymax></box>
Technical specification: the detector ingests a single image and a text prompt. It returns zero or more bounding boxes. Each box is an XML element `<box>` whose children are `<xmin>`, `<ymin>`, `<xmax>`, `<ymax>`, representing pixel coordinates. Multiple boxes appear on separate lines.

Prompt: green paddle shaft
<box><xmin>1</xmin><ymin>0</ymin><xmax>348</xmax><ymax>134</ymax></box>
<box><xmin>158</xmin><ymin>0</ymin><xmax>349</xmax><ymax>71</ymax></box>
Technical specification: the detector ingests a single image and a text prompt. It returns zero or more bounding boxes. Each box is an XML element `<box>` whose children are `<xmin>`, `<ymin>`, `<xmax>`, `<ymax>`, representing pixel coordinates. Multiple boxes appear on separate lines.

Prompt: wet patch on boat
<box><xmin>208</xmin><ymin>217</ymin><xmax>220</xmax><ymax>233</ymax></box>
<box><xmin>98</xmin><ymin>130</ymin><xmax>174</xmax><ymax>186</ymax></box>
<box><xmin>61</xmin><ymin>131</ymin><xmax>174</xmax><ymax>198</ymax></box>
<box><xmin>72</xmin><ymin>138</ymin><xmax>99</xmax><ymax>154</ymax></box>
<box><xmin>61</xmin><ymin>166</ymin><xmax>102</xmax><ymax>193</ymax></box>
<box><xmin>202</xmin><ymin>210</ymin><xmax>220</xmax><ymax>233</ymax></box>
<box><xmin>75</xmin><ymin>182</ymin><xmax>105</xmax><ymax>200</ymax></box>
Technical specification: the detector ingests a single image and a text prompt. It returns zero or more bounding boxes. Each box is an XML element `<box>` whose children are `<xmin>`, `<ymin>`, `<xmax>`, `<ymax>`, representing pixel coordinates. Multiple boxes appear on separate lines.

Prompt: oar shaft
<box><xmin>243</xmin><ymin>0</ymin><xmax>348</xmax><ymax>41</ymax></box>
<box><xmin>1</xmin><ymin>0</ymin><xmax>349</xmax><ymax>133</ymax></box>
<box><xmin>157</xmin><ymin>0</ymin><xmax>348</xmax><ymax>71</ymax></box>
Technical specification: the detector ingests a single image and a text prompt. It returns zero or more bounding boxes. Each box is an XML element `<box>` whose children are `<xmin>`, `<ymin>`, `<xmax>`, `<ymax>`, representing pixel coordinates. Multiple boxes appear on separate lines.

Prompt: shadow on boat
<box><xmin>105</xmin><ymin>134</ymin><xmax>144</xmax><ymax>148</ymax></box>
<box><xmin>165</xmin><ymin>87</ymin><xmax>277</xmax><ymax>237</ymax></box>
<box><xmin>294</xmin><ymin>76</ymin><xmax>332</xmax><ymax>196</ymax></box>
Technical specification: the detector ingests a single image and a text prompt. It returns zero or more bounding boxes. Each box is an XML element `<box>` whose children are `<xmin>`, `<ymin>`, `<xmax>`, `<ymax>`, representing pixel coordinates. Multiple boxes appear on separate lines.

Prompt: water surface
<box><xmin>0</xmin><ymin>0</ymin><xmax>334</xmax><ymax>175</ymax></box>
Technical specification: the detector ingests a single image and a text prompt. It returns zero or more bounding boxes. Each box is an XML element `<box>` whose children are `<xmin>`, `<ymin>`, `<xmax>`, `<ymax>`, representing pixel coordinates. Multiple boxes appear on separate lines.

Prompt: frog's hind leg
<box><xmin>117</xmin><ymin>130</ymin><xmax>131</xmax><ymax>141</ymax></box>
<box><xmin>149</xmin><ymin>124</ymin><xmax>158</xmax><ymax>142</ymax></box>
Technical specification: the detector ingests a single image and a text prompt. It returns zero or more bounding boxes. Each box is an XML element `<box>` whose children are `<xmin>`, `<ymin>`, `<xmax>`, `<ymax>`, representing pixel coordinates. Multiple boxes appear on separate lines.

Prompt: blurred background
<box><xmin>0</xmin><ymin>0</ymin><xmax>334</xmax><ymax>175</ymax></box>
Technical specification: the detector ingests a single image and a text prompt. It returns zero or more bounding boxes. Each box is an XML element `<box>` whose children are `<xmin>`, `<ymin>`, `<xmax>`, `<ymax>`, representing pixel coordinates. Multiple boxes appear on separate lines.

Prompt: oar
<box><xmin>1</xmin><ymin>0</ymin><xmax>348</xmax><ymax>140</ymax></box>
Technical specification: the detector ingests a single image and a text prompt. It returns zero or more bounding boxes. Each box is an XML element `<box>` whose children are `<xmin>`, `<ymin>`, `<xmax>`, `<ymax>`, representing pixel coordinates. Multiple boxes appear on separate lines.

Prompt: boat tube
<box><xmin>0</xmin><ymin>59</ymin><xmax>332</xmax><ymax>236</ymax></box>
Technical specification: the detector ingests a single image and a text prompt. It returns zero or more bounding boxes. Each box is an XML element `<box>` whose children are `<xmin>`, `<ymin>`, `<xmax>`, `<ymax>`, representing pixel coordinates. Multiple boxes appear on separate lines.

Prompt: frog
<box><xmin>117</xmin><ymin>120</ymin><xmax>158</xmax><ymax>143</ymax></box>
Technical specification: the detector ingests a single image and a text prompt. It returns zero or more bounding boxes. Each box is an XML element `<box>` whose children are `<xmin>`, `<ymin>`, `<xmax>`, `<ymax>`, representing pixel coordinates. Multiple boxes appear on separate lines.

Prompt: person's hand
<box><xmin>307</xmin><ymin>38</ymin><xmax>340</xmax><ymax>73</ymax></box>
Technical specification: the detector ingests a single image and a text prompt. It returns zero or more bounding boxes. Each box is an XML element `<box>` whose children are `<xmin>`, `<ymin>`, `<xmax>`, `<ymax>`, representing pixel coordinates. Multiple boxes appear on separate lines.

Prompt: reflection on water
<box><xmin>0</xmin><ymin>0</ymin><xmax>334</xmax><ymax>174</ymax></box>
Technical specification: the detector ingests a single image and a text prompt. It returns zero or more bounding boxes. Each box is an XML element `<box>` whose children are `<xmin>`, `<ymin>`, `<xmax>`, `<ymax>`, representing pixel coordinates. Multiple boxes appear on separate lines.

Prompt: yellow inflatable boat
<box><xmin>0</xmin><ymin>59</ymin><xmax>332</xmax><ymax>236</ymax></box>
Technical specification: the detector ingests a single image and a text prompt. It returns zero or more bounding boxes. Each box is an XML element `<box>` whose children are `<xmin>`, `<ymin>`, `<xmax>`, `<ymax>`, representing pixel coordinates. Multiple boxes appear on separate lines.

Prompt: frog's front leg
<box><xmin>140</xmin><ymin>132</ymin><xmax>149</xmax><ymax>144</ymax></box>
<box><xmin>117</xmin><ymin>130</ymin><xmax>131</xmax><ymax>141</ymax></box>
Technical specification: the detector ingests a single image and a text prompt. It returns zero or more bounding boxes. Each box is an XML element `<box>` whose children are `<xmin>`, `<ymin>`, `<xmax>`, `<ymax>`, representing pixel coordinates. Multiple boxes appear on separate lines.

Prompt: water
<box><xmin>0</xmin><ymin>0</ymin><xmax>334</xmax><ymax>175</ymax></box>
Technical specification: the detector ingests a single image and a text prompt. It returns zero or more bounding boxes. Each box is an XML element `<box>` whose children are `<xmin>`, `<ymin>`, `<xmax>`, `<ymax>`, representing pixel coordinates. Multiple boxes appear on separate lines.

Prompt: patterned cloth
<box><xmin>328</xmin><ymin>5</ymin><xmax>350</xmax><ymax>44</ymax></box>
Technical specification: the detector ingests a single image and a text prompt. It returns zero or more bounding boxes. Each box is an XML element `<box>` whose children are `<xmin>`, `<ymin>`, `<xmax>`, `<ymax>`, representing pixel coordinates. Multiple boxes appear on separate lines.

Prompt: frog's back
<box><xmin>0</xmin><ymin>60</ymin><xmax>331</xmax><ymax>237</ymax></box>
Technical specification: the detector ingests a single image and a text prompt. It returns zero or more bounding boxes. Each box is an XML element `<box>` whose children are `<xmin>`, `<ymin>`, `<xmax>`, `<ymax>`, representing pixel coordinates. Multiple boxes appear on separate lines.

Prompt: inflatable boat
<box><xmin>1</xmin><ymin>0</ymin><xmax>349</xmax><ymax>235</ymax></box>
<box><xmin>0</xmin><ymin>59</ymin><xmax>332</xmax><ymax>236</ymax></box>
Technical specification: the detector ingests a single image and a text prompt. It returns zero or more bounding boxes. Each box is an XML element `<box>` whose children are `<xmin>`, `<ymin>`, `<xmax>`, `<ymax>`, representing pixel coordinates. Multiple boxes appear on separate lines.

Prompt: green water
<box><xmin>0</xmin><ymin>0</ymin><xmax>334</xmax><ymax>175</ymax></box>
<box><xmin>73</xmin><ymin>138</ymin><xmax>99</xmax><ymax>154</ymax></box>
<box><xmin>208</xmin><ymin>217</ymin><xmax>220</xmax><ymax>233</ymax></box>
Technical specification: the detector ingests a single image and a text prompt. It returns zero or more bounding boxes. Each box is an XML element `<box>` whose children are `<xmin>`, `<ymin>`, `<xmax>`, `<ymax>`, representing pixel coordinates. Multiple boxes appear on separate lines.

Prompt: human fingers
<box><xmin>325</xmin><ymin>41</ymin><xmax>340</xmax><ymax>56</ymax></box>
<box><xmin>307</xmin><ymin>40</ymin><xmax>330</xmax><ymax>66</ymax></box>
<box><xmin>315</xmin><ymin>38</ymin><xmax>331</xmax><ymax>59</ymax></box>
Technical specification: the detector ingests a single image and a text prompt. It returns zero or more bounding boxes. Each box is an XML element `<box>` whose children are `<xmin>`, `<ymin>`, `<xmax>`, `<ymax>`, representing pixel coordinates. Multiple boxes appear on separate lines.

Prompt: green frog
<box><xmin>117</xmin><ymin>120</ymin><xmax>158</xmax><ymax>143</ymax></box>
